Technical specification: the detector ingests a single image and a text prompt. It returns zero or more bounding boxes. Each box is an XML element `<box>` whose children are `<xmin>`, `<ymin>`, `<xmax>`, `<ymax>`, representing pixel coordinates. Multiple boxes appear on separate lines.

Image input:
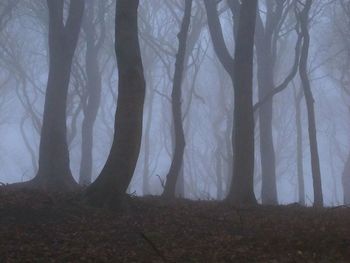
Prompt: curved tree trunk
<box><xmin>162</xmin><ymin>0</ymin><xmax>192</xmax><ymax>199</ymax></box>
<box><xmin>86</xmin><ymin>0</ymin><xmax>145</xmax><ymax>207</ymax></box>
<box><xmin>32</xmin><ymin>0</ymin><xmax>84</xmax><ymax>192</ymax></box>
<box><xmin>298</xmin><ymin>0</ymin><xmax>323</xmax><ymax>207</ymax></box>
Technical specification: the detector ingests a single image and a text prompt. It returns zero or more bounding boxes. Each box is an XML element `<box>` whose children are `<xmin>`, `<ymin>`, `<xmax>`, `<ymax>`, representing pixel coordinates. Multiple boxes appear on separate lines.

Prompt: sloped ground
<box><xmin>0</xmin><ymin>189</ymin><xmax>349</xmax><ymax>262</ymax></box>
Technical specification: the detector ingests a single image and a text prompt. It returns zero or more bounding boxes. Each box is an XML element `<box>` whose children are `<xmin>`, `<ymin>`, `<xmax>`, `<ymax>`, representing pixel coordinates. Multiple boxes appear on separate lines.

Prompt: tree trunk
<box><xmin>298</xmin><ymin>0</ymin><xmax>323</xmax><ymax>207</ymax></box>
<box><xmin>32</xmin><ymin>0</ymin><xmax>84</xmax><ymax>191</ymax></box>
<box><xmin>175</xmin><ymin>167</ymin><xmax>185</xmax><ymax>198</ymax></box>
<box><xmin>224</xmin><ymin>114</ymin><xmax>234</xmax><ymax>197</ymax></box>
<box><xmin>86</xmin><ymin>0</ymin><xmax>145</xmax><ymax>207</ymax></box>
<box><xmin>204</xmin><ymin>0</ymin><xmax>257</xmax><ymax>205</ymax></box>
<box><xmin>294</xmin><ymin>87</ymin><xmax>305</xmax><ymax>205</ymax></box>
<box><xmin>256</xmin><ymin>45</ymin><xmax>278</xmax><ymax>205</ymax></box>
<box><xmin>225</xmin><ymin>0</ymin><xmax>258</xmax><ymax>205</ymax></box>
<box><xmin>162</xmin><ymin>0</ymin><xmax>192</xmax><ymax>199</ymax></box>
<box><xmin>342</xmin><ymin>152</ymin><xmax>350</xmax><ymax>204</ymax></box>
<box><xmin>216</xmin><ymin>148</ymin><xmax>223</xmax><ymax>200</ymax></box>
<box><xmin>142</xmin><ymin>90</ymin><xmax>154</xmax><ymax>195</ymax></box>
<box><xmin>254</xmin><ymin>1</ymin><xmax>293</xmax><ymax>205</ymax></box>
<box><xmin>79</xmin><ymin>1</ymin><xmax>105</xmax><ymax>186</ymax></box>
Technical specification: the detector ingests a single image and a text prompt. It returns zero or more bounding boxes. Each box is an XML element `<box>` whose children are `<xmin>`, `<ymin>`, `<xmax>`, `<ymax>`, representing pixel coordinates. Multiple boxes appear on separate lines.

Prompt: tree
<box><xmin>227</xmin><ymin>0</ymin><xmax>258</xmax><ymax>204</ymax></box>
<box><xmin>294</xmin><ymin>85</ymin><xmax>305</xmax><ymax>205</ymax></box>
<box><xmin>255</xmin><ymin>1</ymin><xmax>288</xmax><ymax>205</ymax></box>
<box><xmin>297</xmin><ymin>0</ymin><xmax>323</xmax><ymax>207</ymax></box>
<box><xmin>86</xmin><ymin>0</ymin><xmax>146</xmax><ymax>206</ymax></box>
<box><xmin>79</xmin><ymin>1</ymin><xmax>107</xmax><ymax>186</ymax></box>
<box><xmin>205</xmin><ymin>0</ymin><xmax>258</xmax><ymax>205</ymax></box>
<box><xmin>254</xmin><ymin>0</ymin><xmax>304</xmax><ymax>205</ymax></box>
<box><xmin>0</xmin><ymin>1</ymin><xmax>89</xmax><ymax>180</ymax></box>
<box><xmin>340</xmin><ymin>0</ymin><xmax>350</xmax><ymax>205</ymax></box>
<box><xmin>327</xmin><ymin>0</ymin><xmax>350</xmax><ymax>205</ymax></box>
<box><xmin>342</xmin><ymin>151</ymin><xmax>350</xmax><ymax>204</ymax></box>
<box><xmin>140</xmin><ymin>1</ymin><xmax>207</xmax><ymax>197</ymax></box>
<box><xmin>28</xmin><ymin>0</ymin><xmax>85</xmax><ymax>191</ymax></box>
<box><xmin>162</xmin><ymin>0</ymin><xmax>193</xmax><ymax>199</ymax></box>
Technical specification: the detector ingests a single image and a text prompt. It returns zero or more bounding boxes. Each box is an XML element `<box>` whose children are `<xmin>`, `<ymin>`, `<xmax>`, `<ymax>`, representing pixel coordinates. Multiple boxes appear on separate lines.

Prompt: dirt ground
<box><xmin>0</xmin><ymin>189</ymin><xmax>349</xmax><ymax>262</ymax></box>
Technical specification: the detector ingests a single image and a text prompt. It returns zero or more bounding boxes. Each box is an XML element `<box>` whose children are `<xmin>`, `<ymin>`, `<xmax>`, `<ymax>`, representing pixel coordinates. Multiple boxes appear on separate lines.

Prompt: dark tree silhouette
<box><xmin>331</xmin><ymin>0</ymin><xmax>350</xmax><ymax>205</ymax></box>
<box><xmin>254</xmin><ymin>2</ymin><xmax>284</xmax><ymax>205</ymax></box>
<box><xmin>162</xmin><ymin>0</ymin><xmax>193</xmax><ymax>199</ymax></box>
<box><xmin>254</xmin><ymin>1</ymin><xmax>303</xmax><ymax>205</ymax></box>
<box><xmin>140</xmin><ymin>2</ymin><xmax>207</xmax><ymax>197</ymax></box>
<box><xmin>343</xmin><ymin>152</ymin><xmax>350</xmax><ymax>204</ymax></box>
<box><xmin>294</xmin><ymin>86</ymin><xmax>306</xmax><ymax>205</ymax></box>
<box><xmin>79</xmin><ymin>1</ymin><xmax>106</xmax><ymax>186</ymax></box>
<box><xmin>297</xmin><ymin>0</ymin><xmax>323</xmax><ymax>207</ymax></box>
<box><xmin>205</xmin><ymin>0</ymin><xmax>257</xmax><ymax>205</ymax></box>
<box><xmin>226</xmin><ymin>0</ymin><xmax>258</xmax><ymax>205</ymax></box>
<box><xmin>31</xmin><ymin>0</ymin><xmax>84</xmax><ymax>191</ymax></box>
<box><xmin>86</xmin><ymin>0</ymin><xmax>146</xmax><ymax>206</ymax></box>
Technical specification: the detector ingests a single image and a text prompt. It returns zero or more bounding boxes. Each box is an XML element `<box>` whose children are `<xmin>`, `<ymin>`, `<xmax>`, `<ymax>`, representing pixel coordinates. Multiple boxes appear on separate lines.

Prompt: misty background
<box><xmin>0</xmin><ymin>0</ymin><xmax>348</xmax><ymax>205</ymax></box>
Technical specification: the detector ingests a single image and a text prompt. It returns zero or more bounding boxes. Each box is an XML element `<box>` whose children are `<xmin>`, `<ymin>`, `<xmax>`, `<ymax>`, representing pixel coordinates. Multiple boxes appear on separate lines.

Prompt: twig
<box><xmin>139</xmin><ymin>232</ymin><xmax>168</xmax><ymax>263</ymax></box>
<box><xmin>156</xmin><ymin>174</ymin><xmax>165</xmax><ymax>189</ymax></box>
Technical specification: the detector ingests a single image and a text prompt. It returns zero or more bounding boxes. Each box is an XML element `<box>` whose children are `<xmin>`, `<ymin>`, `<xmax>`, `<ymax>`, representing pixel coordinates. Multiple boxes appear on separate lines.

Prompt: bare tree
<box><xmin>255</xmin><ymin>0</ymin><xmax>297</xmax><ymax>205</ymax></box>
<box><xmin>205</xmin><ymin>0</ymin><xmax>258</xmax><ymax>205</ymax></box>
<box><xmin>139</xmin><ymin>1</ymin><xmax>207</xmax><ymax>197</ymax></box>
<box><xmin>86</xmin><ymin>0</ymin><xmax>146</xmax><ymax>206</ymax></box>
<box><xmin>297</xmin><ymin>0</ymin><xmax>323</xmax><ymax>207</ymax></box>
<box><xmin>79</xmin><ymin>1</ymin><xmax>107</xmax><ymax>186</ymax></box>
<box><xmin>328</xmin><ymin>0</ymin><xmax>350</xmax><ymax>205</ymax></box>
<box><xmin>162</xmin><ymin>0</ymin><xmax>193</xmax><ymax>199</ymax></box>
<box><xmin>227</xmin><ymin>0</ymin><xmax>258</xmax><ymax>204</ymax></box>
<box><xmin>30</xmin><ymin>0</ymin><xmax>85</xmax><ymax>191</ymax></box>
<box><xmin>293</xmin><ymin>85</ymin><xmax>305</xmax><ymax>205</ymax></box>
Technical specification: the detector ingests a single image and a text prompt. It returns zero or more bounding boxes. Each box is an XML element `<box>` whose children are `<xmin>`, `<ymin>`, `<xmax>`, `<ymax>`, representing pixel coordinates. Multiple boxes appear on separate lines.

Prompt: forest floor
<box><xmin>0</xmin><ymin>189</ymin><xmax>349</xmax><ymax>263</ymax></box>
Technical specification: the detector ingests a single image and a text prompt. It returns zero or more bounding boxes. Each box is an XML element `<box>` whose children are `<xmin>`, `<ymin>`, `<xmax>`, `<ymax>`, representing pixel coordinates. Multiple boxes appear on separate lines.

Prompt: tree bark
<box><xmin>294</xmin><ymin>87</ymin><xmax>305</xmax><ymax>206</ymax></box>
<box><xmin>79</xmin><ymin>1</ymin><xmax>105</xmax><ymax>186</ymax></box>
<box><xmin>342</xmin><ymin>151</ymin><xmax>350</xmax><ymax>204</ymax></box>
<box><xmin>215</xmin><ymin>147</ymin><xmax>223</xmax><ymax>200</ymax></box>
<box><xmin>142</xmin><ymin>90</ymin><xmax>154</xmax><ymax>195</ymax></box>
<box><xmin>32</xmin><ymin>0</ymin><xmax>84</xmax><ymax>191</ymax></box>
<box><xmin>298</xmin><ymin>0</ymin><xmax>323</xmax><ymax>207</ymax></box>
<box><xmin>256</xmin><ymin>60</ymin><xmax>277</xmax><ymax>205</ymax></box>
<box><xmin>254</xmin><ymin>4</ymin><xmax>281</xmax><ymax>205</ymax></box>
<box><xmin>86</xmin><ymin>0</ymin><xmax>145</xmax><ymax>207</ymax></box>
<box><xmin>294</xmin><ymin>87</ymin><xmax>305</xmax><ymax>205</ymax></box>
<box><xmin>175</xmin><ymin>167</ymin><xmax>185</xmax><ymax>198</ymax></box>
<box><xmin>226</xmin><ymin>0</ymin><xmax>258</xmax><ymax>205</ymax></box>
<box><xmin>205</xmin><ymin>0</ymin><xmax>257</xmax><ymax>205</ymax></box>
<box><xmin>162</xmin><ymin>0</ymin><xmax>192</xmax><ymax>199</ymax></box>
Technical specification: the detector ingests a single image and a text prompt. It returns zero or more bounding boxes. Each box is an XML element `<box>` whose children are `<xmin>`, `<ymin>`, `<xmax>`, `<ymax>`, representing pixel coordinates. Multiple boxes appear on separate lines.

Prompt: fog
<box><xmin>0</xmin><ymin>0</ymin><xmax>348</xmax><ymax>206</ymax></box>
